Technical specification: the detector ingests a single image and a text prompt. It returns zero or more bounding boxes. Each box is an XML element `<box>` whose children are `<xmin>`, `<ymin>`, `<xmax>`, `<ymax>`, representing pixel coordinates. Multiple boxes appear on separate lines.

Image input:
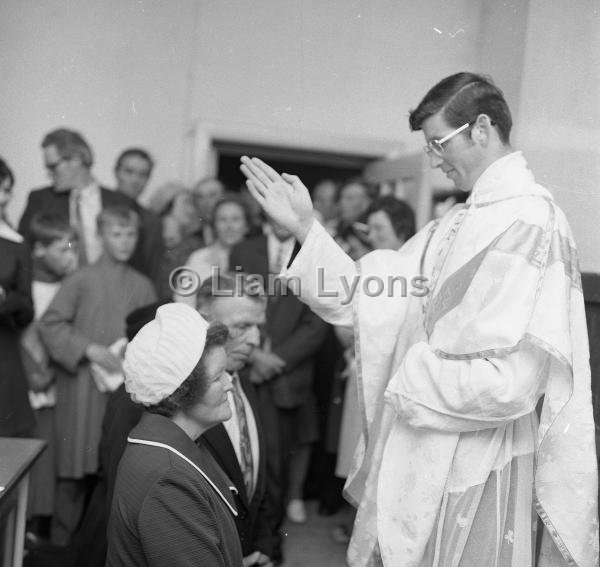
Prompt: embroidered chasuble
<box><xmin>283</xmin><ymin>152</ymin><xmax>598</xmax><ymax>567</ymax></box>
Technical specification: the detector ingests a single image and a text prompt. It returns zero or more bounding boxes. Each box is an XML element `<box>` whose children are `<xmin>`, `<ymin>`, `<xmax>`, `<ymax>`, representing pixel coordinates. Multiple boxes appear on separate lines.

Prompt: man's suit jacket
<box><xmin>230</xmin><ymin>235</ymin><xmax>328</xmax><ymax>409</ymax></box>
<box><xmin>18</xmin><ymin>185</ymin><xmax>161</xmax><ymax>280</ymax></box>
<box><xmin>201</xmin><ymin>371</ymin><xmax>273</xmax><ymax>557</ymax></box>
<box><xmin>128</xmin><ymin>201</ymin><xmax>164</xmax><ymax>282</ymax></box>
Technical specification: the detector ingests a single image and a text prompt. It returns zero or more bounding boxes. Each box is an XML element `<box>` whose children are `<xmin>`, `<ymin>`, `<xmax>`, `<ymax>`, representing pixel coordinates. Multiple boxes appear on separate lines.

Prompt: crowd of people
<box><xmin>1</xmin><ymin>71</ymin><xmax>597</xmax><ymax>567</ymax></box>
<box><xmin>0</xmin><ymin>126</ymin><xmax>416</xmax><ymax>566</ymax></box>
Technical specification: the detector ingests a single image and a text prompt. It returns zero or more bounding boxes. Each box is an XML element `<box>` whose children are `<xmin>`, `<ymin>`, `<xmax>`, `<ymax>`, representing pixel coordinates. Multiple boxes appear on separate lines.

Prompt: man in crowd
<box><xmin>230</xmin><ymin>217</ymin><xmax>328</xmax><ymax>563</ymax></box>
<box><xmin>113</xmin><ymin>147</ymin><xmax>153</xmax><ymax>202</ymax></box>
<box><xmin>192</xmin><ymin>176</ymin><xmax>225</xmax><ymax>244</ymax></box>
<box><xmin>311</xmin><ymin>179</ymin><xmax>338</xmax><ymax>232</ymax></box>
<box><xmin>336</xmin><ymin>178</ymin><xmax>373</xmax><ymax>230</ymax></box>
<box><xmin>18</xmin><ymin>129</ymin><xmax>157</xmax><ymax>280</ymax></box>
<box><xmin>114</xmin><ymin>147</ymin><xmax>163</xmax><ymax>280</ymax></box>
<box><xmin>240</xmin><ymin>72</ymin><xmax>598</xmax><ymax>566</ymax></box>
<box><xmin>196</xmin><ymin>273</ymin><xmax>275</xmax><ymax>566</ymax></box>
<box><xmin>32</xmin><ymin>273</ymin><xmax>275</xmax><ymax>567</ymax></box>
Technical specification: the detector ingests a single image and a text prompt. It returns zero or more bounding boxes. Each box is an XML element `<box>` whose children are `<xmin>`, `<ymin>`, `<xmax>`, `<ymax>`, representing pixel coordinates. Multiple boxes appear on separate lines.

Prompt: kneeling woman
<box><xmin>106</xmin><ymin>303</ymin><xmax>242</xmax><ymax>566</ymax></box>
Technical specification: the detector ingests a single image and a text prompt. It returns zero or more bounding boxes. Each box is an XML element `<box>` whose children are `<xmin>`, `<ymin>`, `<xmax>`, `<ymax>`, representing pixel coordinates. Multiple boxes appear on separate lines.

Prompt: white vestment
<box><xmin>283</xmin><ymin>152</ymin><xmax>598</xmax><ymax>567</ymax></box>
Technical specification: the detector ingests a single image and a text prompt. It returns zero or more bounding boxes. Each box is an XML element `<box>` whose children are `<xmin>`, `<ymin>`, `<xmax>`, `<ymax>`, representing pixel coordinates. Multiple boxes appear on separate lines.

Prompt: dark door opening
<box><xmin>214</xmin><ymin>140</ymin><xmax>378</xmax><ymax>194</ymax></box>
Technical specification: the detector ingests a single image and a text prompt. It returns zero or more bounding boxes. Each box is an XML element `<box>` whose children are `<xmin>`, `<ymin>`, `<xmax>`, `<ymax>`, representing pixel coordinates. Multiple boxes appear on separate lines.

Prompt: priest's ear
<box><xmin>471</xmin><ymin>114</ymin><xmax>496</xmax><ymax>147</ymax></box>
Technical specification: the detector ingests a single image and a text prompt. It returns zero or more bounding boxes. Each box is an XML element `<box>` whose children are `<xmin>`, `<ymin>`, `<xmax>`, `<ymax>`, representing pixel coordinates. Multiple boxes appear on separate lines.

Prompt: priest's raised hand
<box><xmin>240</xmin><ymin>156</ymin><xmax>313</xmax><ymax>243</ymax></box>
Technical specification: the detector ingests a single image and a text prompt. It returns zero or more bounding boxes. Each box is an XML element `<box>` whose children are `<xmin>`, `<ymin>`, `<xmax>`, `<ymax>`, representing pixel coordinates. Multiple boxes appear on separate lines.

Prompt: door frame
<box><xmin>182</xmin><ymin>118</ymin><xmax>400</xmax><ymax>184</ymax></box>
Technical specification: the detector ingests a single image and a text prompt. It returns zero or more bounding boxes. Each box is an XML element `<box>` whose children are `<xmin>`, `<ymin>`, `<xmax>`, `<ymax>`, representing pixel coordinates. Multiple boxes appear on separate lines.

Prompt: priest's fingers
<box><xmin>245</xmin><ymin>179</ymin><xmax>266</xmax><ymax>206</ymax></box>
<box><xmin>240</xmin><ymin>163</ymin><xmax>260</xmax><ymax>187</ymax></box>
<box><xmin>282</xmin><ymin>173</ymin><xmax>306</xmax><ymax>192</ymax></box>
<box><xmin>240</xmin><ymin>160</ymin><xmax>270</xmax><ymax>190</ymax></box>
<box><xmin>240</xmin><ymin>156</ymin><xmax>273</xmax><ymax>188</ymax></box>
<box><xmin>250</xmin><ymin>157</ymin><xmax>282</xmax><ymax>183</ymax></box>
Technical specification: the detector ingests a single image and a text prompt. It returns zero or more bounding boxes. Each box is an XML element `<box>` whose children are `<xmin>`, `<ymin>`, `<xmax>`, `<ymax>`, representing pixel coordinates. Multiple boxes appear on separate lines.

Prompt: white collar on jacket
<box><xmin>127</xmin><ymin>436</ymin><xmax>238</xmax><ymax>516</ymax></box>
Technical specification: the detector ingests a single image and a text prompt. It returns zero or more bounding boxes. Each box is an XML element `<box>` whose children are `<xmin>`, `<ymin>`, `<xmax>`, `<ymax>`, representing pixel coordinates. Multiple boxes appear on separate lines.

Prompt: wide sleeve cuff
<box><xmin>282</xmin><ymin>220</ymin><xmax>355</xmax><ymax>327</ymax></box>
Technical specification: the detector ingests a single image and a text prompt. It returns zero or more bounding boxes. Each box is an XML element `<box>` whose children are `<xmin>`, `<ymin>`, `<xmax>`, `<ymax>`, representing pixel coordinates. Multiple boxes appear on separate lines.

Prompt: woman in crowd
<box><xmin>106</xmin><ymin>303</ymin><xmax>243</xmax><ymax>567</ymax></box>
<box><xmin>150</xmin><ymin>183</ymin><xmax>204</xmax><ymax>299</ymax></box>
<box><xmin>365</xmin><ymin>195</ymin><xmax>416</xmax><ymax>251</ymax></box>
<box><xmin>0</xmin><ymin>157</ymin><xmax>35</xmax><ymax>437</ymax></box>
<box><xmin>177</xmin><ymin>195</ymin><xmax>249</xmax><ymax>307</ymax></box>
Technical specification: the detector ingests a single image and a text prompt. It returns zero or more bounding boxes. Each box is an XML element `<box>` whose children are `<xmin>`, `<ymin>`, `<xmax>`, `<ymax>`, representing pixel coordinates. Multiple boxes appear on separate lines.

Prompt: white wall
<box><xmin>2</xmin><ymin>0</ymin><xmax>598</xmax><ymax>270</ymax></box>
<box><xmin>514</xmin><ymin>0</ymin><xmax>600</xmax><ymax>272</ymax></box>
<box><xmin>1</xmin><ymin>0</ymin><xmax>197</xmax><ymax>222</ymax></box>
<box><xmin>189</xmin><ymin>0</ymin><xmax>482</xmax><ymax>152</ymax></box>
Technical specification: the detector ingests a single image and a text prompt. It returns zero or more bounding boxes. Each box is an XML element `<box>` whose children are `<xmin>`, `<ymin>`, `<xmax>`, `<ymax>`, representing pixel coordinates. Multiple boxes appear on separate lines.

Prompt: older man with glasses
<box><xmin>18</xmin><ymin>128</ymin><xmax>157</xmax><ymax>280</ymax></box>
<box><xmin>239</xmin><ymin>72</ymin><xmax>598</xmax><ymax>567</ymax></box>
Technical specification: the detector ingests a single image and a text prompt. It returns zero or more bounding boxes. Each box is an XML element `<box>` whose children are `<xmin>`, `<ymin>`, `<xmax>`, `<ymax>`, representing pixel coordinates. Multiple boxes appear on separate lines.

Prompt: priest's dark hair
<box><xmin>409</xmin><ymin>72</ymin><xmax>512</xmax><ymax>144</ymax></box>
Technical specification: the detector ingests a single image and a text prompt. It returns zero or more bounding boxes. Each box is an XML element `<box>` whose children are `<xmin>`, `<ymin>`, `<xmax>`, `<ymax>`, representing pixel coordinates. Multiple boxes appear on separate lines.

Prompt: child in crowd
<box><xmin>39</xmin><ymin>205</ymin><xmax>156</xmax><ymax>545</ymax></box>
<box><xmin>20</xmin><ymin>212</ymin><xmax>78</xmax><ymax>541</ymax></box>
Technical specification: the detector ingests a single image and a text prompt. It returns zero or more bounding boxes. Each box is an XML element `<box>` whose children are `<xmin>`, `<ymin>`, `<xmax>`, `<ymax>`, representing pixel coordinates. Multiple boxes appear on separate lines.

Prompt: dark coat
<box><xmin>229</xmin><ymin>235</ymin><xmax>328</xmax><ymax>409</ymax></box>
<box><xmin>126</xmin><ymin>200</ymin><xmax>164</xmax><ymax>282</ymax></box>
<box><xmin>202</xmin><ymin>370</ymin><xmax>273</xmax><ymax>556</ymax></box>
<box><xmin>17</xmin><ymin>185</ymin><xmax>161</xmax><ymax>280</ymax></box>
<box><xmin>68</xmin><ymin>374</ymin><xmax>273</xmax><ymax>567</ymax></box>
<box><xmin>61</xmin><ymin>386</ymin><xmax>144</xmax><ymax>567</ymax></box>
<box><xmin>0</xmin><ymin>236</ymin><xmax>34</xmax><ymax>436</ymax></box>
<box><xmin>106</xmin><ymin>413</ymin><xmax>243</xmax><ymax>567</ymax></box>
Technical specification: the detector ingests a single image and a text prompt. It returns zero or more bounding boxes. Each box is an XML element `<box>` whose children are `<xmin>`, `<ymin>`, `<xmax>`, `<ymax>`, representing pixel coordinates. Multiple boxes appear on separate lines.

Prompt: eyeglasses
<box><xmin>423</xmin><ymin>123</ymin><xmax>470</xmax><ymax>157</ymax></box>
<box><xmin>45</xmin><ymin>156</ymin><xmax>70</xmax><ymax>172</ymax></box>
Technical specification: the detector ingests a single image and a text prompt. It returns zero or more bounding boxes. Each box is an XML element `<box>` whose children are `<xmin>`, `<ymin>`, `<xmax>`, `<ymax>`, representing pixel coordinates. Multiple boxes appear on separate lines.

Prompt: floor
<box><xmin>20</xmin><ymin>499</ymin><xmax>350</xmax><ymax>567</ymax></box>
<box><xmin>280</xmin><ymin>500</ymin><xmax>349</xmax><ymax>567</ymax></box>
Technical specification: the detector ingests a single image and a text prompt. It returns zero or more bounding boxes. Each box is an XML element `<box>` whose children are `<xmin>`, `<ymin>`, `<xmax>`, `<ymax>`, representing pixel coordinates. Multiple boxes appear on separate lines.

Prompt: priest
<box><xmin>240</xmin><ymin>73</ymin><xmax>598</xmax><ymax>567</ymax></box>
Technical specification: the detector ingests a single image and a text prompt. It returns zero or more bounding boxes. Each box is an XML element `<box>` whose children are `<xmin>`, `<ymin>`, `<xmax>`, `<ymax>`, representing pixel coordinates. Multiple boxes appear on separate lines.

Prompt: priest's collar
<box><xmin>466</xmin><ymin>151</ymin><xmax>551</xmax><ymax>207</ymax></box>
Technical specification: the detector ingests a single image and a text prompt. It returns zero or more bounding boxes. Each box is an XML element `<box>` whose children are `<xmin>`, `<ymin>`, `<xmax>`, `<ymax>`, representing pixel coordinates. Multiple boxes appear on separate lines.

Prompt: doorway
<box><xmin>213</xmin><ymin>139</ymin><xmax>377</xmax><ymax>194</ymax></box>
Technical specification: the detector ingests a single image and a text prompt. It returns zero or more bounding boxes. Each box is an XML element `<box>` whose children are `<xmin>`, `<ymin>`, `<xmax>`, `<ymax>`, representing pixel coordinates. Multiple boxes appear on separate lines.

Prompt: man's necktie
<box><xmin>71</xmin><ymin>191</ymin><xmax>87</xmax><ymax>266</ymax></box>
<box><xmin>231</xmin><ymin>373</ymin><xmax>254</xmax><ymax>499</ymax></box>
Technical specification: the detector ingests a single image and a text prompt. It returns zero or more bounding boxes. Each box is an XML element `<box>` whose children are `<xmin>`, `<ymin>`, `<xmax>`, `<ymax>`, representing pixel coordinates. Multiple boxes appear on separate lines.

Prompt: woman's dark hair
<box><xmin>0</xmin><ymin>158</ymin><xmax>15</xmax><ymax>189</ymax></box>
<box><xmin>210</xmin><ymin>194</ymin><xmax>250</xmax><ymax>230</ymax></box>
<box><xmin>146</xmin><ymin>322</ymin><xmax>229</xmax><ymax>417</ymax></box>
<box><xmin>367</xmin><ymin>196</ymin><xmax>416</xmax><ymax>242</ymax></box>
<box><xmin>409</xmin><ymin>72</ymin><xmax>512</xmax><ymax>144</ymax></box>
